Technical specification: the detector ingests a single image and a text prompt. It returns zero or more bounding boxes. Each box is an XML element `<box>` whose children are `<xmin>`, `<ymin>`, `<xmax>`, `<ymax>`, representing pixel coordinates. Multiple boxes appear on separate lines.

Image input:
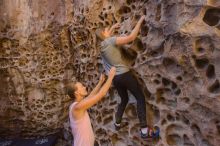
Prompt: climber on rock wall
<box><xmin>96</xmin><ymin>15</ymin><xmax>160</xmax><ymax>139</ymax></box>
<box><xmin>65</xmin><ymin>67</ymin><xmax>116</xmax><ymax>146</ymax></box>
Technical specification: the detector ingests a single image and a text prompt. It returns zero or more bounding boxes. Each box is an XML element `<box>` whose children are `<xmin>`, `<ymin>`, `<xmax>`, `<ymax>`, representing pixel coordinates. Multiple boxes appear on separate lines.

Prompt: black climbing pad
<box><xmin>0</xmin><ymin>134</ymin><xmax>58</xmax><ymax>146</ymax></box>
<box><xmin>0</xmin><ymin>139</ymin><xmax>14</xmax><ymax>146</ymax></box>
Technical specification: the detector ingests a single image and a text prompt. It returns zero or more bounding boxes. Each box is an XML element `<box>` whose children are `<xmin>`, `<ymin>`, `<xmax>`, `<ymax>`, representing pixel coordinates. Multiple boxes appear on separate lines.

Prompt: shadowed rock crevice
<box><xmin>203</xmin><ymin>8</ymin><xmax>220</xmax><ymax>26</ymax></box>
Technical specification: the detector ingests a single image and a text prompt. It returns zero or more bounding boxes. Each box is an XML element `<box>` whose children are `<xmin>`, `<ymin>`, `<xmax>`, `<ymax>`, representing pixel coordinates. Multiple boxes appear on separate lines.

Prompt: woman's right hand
<box><xmin>139</xmin><ymin>15</ymin><xmax>146</xmax><ymax>23</ymax></box>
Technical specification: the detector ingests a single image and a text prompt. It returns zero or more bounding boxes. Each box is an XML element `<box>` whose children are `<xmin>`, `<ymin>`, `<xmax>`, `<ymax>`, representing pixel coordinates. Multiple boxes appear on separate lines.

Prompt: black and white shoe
<box><xmin>141</xmin><ymin>126</ymin><xmax>160</xmax><ymax>139</ymax></box>
<box><xmin>140</xmin><ymin>127</ymin><xmax>152</xmax><ymax>139</ymax></box>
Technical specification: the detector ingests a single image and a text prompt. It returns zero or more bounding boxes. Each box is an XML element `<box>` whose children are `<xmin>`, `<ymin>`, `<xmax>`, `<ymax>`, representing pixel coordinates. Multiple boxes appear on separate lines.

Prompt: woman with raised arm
<box><xmin>66</xmin><ymin>67</ymin><xmax>116</xmax><ymax>146</ymax></box>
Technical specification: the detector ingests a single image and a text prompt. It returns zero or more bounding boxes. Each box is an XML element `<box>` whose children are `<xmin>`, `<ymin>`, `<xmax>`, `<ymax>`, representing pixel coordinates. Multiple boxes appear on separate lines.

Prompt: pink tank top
<box><xmin>69</xmin><ymin>102</ymin><xmax>95</xmax><ymax>146</ymax></box>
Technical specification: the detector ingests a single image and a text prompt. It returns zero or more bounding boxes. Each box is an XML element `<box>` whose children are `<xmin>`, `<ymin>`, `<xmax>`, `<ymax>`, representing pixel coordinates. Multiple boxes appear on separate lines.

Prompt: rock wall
<box><xmin>0</xmin><ymin>0</ymin><xmax>74</xmax><ymax>141</ymax></box>
<box><xmin>0</xmin><ymin>0</ymin><xmax>220</xmax><ymax>146</ymax></box>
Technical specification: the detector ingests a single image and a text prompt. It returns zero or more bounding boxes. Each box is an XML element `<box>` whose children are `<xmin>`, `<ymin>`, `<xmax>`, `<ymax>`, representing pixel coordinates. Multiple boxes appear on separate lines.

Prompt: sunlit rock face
<box><xmin>0</xmin><ymin>0</ymin><xmax>220</xmax><ymax>146</ymax></box>
<box><xmin>0</xmin><ymin>0</ymin><xmax>74</xmax><ymax>142</ymax></box>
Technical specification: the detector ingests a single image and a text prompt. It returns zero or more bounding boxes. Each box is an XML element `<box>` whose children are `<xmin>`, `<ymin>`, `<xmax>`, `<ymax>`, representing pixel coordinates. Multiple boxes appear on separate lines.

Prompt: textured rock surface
<box><xmin>1</xmin><ymin>0</ymin><xmax>220</xmax><ymax>146</ymax></box>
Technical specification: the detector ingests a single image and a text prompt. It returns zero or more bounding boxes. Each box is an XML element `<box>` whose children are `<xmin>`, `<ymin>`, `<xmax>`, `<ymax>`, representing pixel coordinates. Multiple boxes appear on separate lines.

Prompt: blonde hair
<box><xmin>95</xmin><ymin>28</ymin><xmax>105</xmax><ymax>40</ymax></box>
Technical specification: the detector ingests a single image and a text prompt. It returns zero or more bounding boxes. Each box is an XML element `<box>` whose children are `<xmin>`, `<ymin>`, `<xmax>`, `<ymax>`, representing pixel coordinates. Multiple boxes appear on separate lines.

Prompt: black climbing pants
<box><xmin>113</xmin><ymin>71</ymin><xmax>147</xmax><ymax>128</ymax></box>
